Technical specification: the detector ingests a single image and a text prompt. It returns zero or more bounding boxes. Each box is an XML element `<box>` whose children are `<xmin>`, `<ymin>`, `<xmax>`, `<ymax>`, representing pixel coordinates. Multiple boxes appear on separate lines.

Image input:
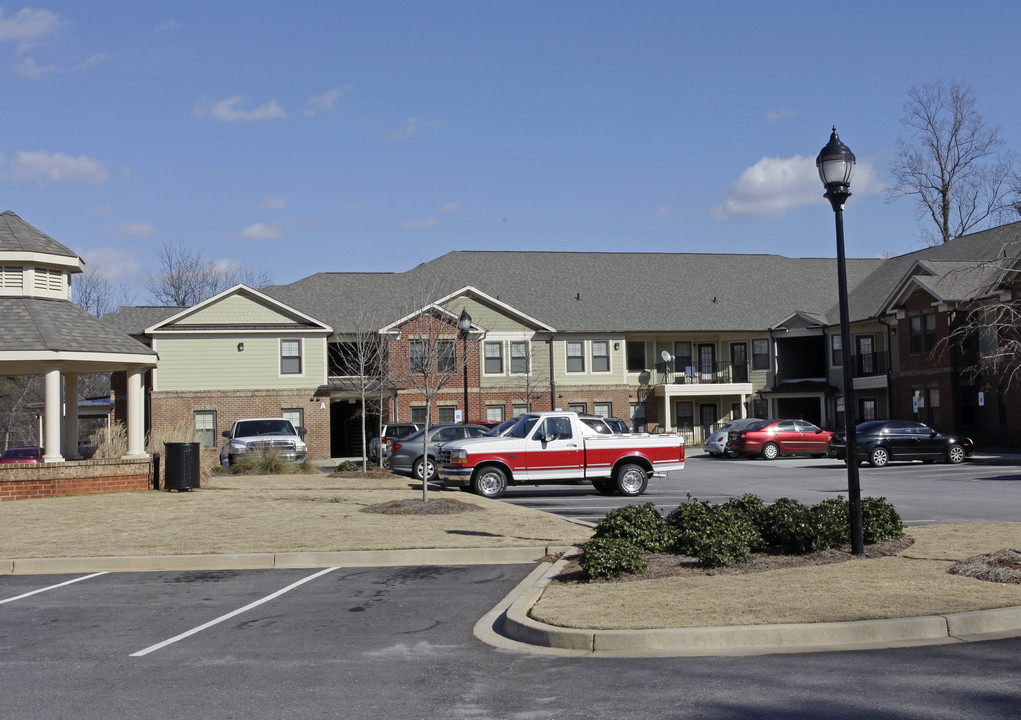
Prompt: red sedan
<box><xmin>0</xmin><ymin>446</ymin><xmax>42</xmax><ymax>464</ymax></box>
<box><xmin>729</xmin><ymin>419</ymin><xmax>832</xmax><ymax>460</ymax></box>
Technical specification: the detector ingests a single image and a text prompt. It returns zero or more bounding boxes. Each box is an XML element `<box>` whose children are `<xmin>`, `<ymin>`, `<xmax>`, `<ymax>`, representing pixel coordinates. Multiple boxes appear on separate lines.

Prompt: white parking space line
<box><xmin>0</xmin><ymin>572</ymin><xmax>109</xmax><ymax>605</ymax></box>
<box><xmin>130</xmin><ymin>566</ymin><xmax>339</xmax><ymax>657</ymax></box>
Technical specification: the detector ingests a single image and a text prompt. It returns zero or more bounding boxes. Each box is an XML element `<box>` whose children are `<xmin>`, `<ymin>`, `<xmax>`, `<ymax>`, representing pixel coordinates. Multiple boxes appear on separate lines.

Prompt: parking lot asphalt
<box><xmin>2</xmin><ymin>451</ymin><xmax>1019</xmax><ymax>657</ymax></box>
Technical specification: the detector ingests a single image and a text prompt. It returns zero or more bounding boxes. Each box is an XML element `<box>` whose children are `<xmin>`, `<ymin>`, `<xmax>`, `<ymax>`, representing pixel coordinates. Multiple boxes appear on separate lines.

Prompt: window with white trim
<box><xmin>510</xmin><ymin>341</ymin><xmax>529</xmax><ymax>374</ymax></box>
<box><xmin>411</xmin><ymin>406</ymin><xmax>427</xmax><ymax>424</ymax></box>
<box><xmin>594</xmin><ymin>402</ymin><xmax>611</xmax><ymax>417</ymax></box>
<box><xmin>568</xmin><ymin>402</ymin><xmax>586</xmax><ymax>414</ymax></box>
<box><xmin>512</xmin><ymin>404</ymin><xmax>529</xmax><ymax>416</ymax></box>
<box><xmin>194</xmin><ymin>411</ymin><xmax>216</xmax><ymax>447</ymax></box>
<box><xmin>592</xmin><ymin>340</ymin><xmax>610</xmax><ymax>372</ymax></box>
<box><xmin>752</xmin><ymin>338</ymin><xmax>769</xmax><ymax>370</ymax></box>
<box><xmin>486</xmin><ymin>405</ymin><xmax>505</xmax><ymax>422</ymax></box>
<box><xmin>566</xmin><ymin>341</ymin><xmax>585</xmax><ymax>372</ymax></box>
<box><xmin>484</xmin><ymin>341</ymin><xmax>503</xmax><ymax>374</ymax></box>
<box><xmin>281</xmin><ymin>339</ymin><xmax>302</xmax><ymax>374</ymax></box>
<box><xmin>283</xmin><ymin>408</ymin><xmax>303</xmax><ymax>430</ymax></box>
<box><xmin>438</xmin><ymin>406</ymin><xmax>455</xmax><ymax>423</ymax></box>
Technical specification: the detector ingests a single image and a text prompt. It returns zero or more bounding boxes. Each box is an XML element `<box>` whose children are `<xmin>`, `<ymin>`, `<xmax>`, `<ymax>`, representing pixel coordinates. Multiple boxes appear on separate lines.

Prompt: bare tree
<box><xmin>387</xmin><ymin>294</ymin><xmax>470</xmax><ymax>501</ymax></box>
<box><xmin>888</xmin><ymin>79</ymin><xmax>1019</xmax><ymax>245</ymax></box>
<box><xmin>329</xmin><ymin>307</ymin><xmax>389</xmax><ymax>472</ymax></box>
<box><xmin>0</xmin><ymin>375</ymin><xmax>41</xmax><ymax>451</ymax></box>
<box><xmin>145</xmin><ymin>240</ymin><xmax>273</xmax><ymax>306</ymax></box>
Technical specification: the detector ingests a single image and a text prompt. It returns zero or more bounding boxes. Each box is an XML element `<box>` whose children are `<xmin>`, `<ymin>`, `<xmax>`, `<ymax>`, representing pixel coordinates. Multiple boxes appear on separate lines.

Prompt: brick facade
<box><xmin>0</xmin><ymin>458</ymin><xmax>152</xmax><ymax>501</ymax></box>
<box><xmin>150</xmin><ymin>388</ymin><xmax>331</xmax><ymax>460</ymax></box>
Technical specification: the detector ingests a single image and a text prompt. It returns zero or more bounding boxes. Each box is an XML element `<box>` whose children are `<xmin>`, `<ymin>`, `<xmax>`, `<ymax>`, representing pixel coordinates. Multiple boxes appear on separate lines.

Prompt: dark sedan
<box><xmin>827</xmin><ymin>419</ymin><xmax>973</xmax><ymax>467</ymax></box>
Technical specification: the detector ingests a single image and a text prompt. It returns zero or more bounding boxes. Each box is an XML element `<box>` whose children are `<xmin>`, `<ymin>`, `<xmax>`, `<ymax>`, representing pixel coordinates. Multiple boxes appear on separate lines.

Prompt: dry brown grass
<box><xmin>530</xmin><ymin>522</ymin><xmax>1021</xmax><ymax>629</ymax></box>
<box><xmin>0</xmin><ymin>474</ymin><xmax>592</xmax><ymax>558</ymax></box>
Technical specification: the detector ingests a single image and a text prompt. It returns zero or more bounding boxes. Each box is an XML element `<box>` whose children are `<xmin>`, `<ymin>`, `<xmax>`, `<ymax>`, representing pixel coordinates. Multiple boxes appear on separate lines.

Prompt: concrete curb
<box><xmin>0</xmin><ymin>546</ymin><xmax>576</xmax><ymax>575</ymax></box>
<box><xmin>498</xmin><ymin>553</ymin><xmax>1021</xmax><ymax>656</ymax></box>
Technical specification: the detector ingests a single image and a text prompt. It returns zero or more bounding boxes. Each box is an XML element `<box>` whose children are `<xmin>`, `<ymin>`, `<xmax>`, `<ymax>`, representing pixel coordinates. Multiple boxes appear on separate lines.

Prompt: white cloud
<box><xmin>713</xmin><ymin>154</ymin><xmax>882</xmax><ymax>219</ymax></box>
<box><xmin>304</xmin><ymin>87</ymin><xmax>350</xmax><ymax>116</ymax></box>
<box><xmin>237</xmin><ymin>222</ymin><xmax>284</xmax><ymax>241</ymax></box>
<box><xmin>194</xmin><ymin>96</ymin><xmax>286</xmax><ymax>123</ymax></box>
<box><xmin>654</xmin><ymin>207</ymin><xmax>671</xmax><ymax>220</ymax></box>
<box><xmin>766</xmin><ymin>109</ymin><xmax>797</xmax><ymax>123</ymax></box>
<box><xmin>78</xmin><ymin>247</ymin><xmax>143</xmax><ymax>282</ymax></box>
<box><xmin>79</xmin><ymin>53</ymin><xmax>106</xmax><ymax>70</ymax></box>
<box><xmin>109</xmin><ymin>222</ymin><xmax>157</xmax><ymax>238</ymax></box>
<box><xmin>0</xmin><ymin>7</ymin><xmax>62</xmax><ymax>48</ymax></box>
<box><xmin>391</xmin><ymin>117</ymin><xmax>442</xmax><ymax>141</ymax></box>
<box><xmin>401</xmin><ymin>217</ymin><xmax>441</xmax><ymax>231</ymax></box>
<box><xmin>259</xmin><ymin>196</ymin><xmax>287</xmax><ymax>210</ymax></box>
<box><xmin>155</xmin><ymin>19</ymin><xmax>179</xmax><ymax>33</ymax></box>
<box><xmin>2</xmin><ymin>150</ymin><xmax>108</xmax><ymax>185</ymax></box>
<box><xmin>14</xmin><ymin>56</ymin><xmax>54</xmax><ymax>79</ymax></box>
<box><xmin>437</xmin><ymin>202</ymin><xmax>459</xmax><ymax>214</ymax></box>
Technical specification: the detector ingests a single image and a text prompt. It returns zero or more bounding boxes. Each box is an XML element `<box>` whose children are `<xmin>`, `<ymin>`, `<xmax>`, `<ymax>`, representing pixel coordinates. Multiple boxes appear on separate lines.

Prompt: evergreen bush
<box><xmin>579</xmin><ymin>537</ymin><xmax>648</xmax><ymax>579</ymax></box>
<box><xmin>592</xmin><ymin>503</ymin><xmax>675</xmax><ymax>553</ymax></box>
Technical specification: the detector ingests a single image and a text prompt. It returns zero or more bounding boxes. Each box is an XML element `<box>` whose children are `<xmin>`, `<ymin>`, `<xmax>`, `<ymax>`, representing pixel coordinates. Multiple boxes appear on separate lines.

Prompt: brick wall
<box><xmin>0</xmin><ymin>458</ymin><xmax>152</xmax><ymax>501</ymax></box>
<box><xmin>150</xmin><ymin>389</ymin><xmax>331</xmax><ymax>460</ymax></box>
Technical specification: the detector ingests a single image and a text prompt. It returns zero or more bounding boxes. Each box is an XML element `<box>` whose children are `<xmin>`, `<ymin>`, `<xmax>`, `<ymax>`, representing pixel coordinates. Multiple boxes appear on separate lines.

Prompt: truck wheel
<box><xmin>472</xmin><ymin>467</ymin><xmax>507</xmax><ymax>499</ymax></box>
<box><xmin>615</xmin><ymin>463</ymin><xmax>648</xmax><ymax>496</ymax></box>
<box><xmin>593</xmin><ymin>479</ymin><xmax>617</xmax><ymax>494</ymax></box>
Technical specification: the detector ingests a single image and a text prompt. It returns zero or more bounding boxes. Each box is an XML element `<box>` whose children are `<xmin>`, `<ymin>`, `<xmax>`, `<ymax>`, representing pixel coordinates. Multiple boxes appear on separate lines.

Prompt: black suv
<box><xmin>828</xmin><ymin>420</ymin><xmax>973</xmax><ymax>467</ymax></box>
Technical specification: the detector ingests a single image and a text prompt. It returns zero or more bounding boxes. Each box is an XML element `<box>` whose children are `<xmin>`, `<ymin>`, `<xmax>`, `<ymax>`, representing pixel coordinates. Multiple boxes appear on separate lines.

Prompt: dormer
<box><xmin>0</xmin><ymin>210</ymin><xmax>83</xmax><ymax>300</ymax></box>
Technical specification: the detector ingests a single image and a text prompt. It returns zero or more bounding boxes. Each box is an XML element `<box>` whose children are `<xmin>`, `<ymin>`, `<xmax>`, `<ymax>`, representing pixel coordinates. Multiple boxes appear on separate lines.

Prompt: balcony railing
<box><xmin>654</xmin><ymin>360</ymin><xmax>750</xmax><ymax>385</ymax></box>
<box><xmin>850</xmin><ymin>351</ymin><xmax>888</xmax><ymax>378</ymax></box>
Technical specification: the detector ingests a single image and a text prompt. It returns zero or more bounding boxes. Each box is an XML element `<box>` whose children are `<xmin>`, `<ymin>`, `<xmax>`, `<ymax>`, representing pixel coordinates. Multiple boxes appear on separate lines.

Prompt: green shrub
<box><xmin>665</xmin><ymin>499</ymin><xmax>716</xmax><ymax>555</ymax></box>
<box><xmin>335</xmin><ymin>460</ymin><xmax>360</xmax><ymax>472</ymax></box>
<box><xmin>862</xmin><ymin>496</ymin><xmax>904</xmax><ymax>544</ymax></box>
<box><xmin>579</xmin><ymin>538</ymin><xmax>648</xmax><ymax>579</ymax></box>
<box><xmin>757</xmin><ymin>497</ymin><xmax>811</xmax><ymax>551</ymax></box>
<box><xmin>666</xmin><ymin>499</ymin><xmax>758</xmax><ymax>567</ymax></box>
<box><xmin>811</xmin><ymin>497</ymin><xmax>850</xmax><ymax>550</ymax></box>
<box><xmin>592</xmin><ymin>503</ymin><xmax>675</xmax><ymax>553</ymax></box>
<box><xmin>722</xmin><ymin>493</ymin><xmax>767</xmax><ymax>523</ymax></box>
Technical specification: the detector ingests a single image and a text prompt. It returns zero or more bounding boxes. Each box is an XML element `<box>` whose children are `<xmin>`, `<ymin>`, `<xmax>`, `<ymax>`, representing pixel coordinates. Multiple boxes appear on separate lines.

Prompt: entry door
<box><xmin>856</xmin><ymin>335</ymin><xmax>875</xmax><ymax>376</ymax></box>
<box><xmin>699</xmin><ymin>404</ymin><xmax>718</xmax><ymax>444</ymax></box>
<box><xmin>730</xmin><ymin>343</ymin><xmax>748</xmax><ymax>383</ymax></box>
<box><xmin>698</xmin><ymin>344</ymin><xmax>716</xmax><ymax>382</ymax></box>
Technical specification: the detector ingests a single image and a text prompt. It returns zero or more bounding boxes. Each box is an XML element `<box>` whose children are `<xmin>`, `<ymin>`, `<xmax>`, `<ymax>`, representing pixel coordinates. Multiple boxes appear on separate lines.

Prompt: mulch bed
<box><xmin>330</xmin><ymin>470</ymin><xmax>394</xmax><ymax>479</ymax></box>
<box><xmin>361</xmin><ymin>498</ymin><xmax>481</xmax><ymax>515</ymax></box>
<box><xmin>553</xmin><ymin>537</ymin><xmax>915</xmax><ymax>584</ymax></box>
<box><xmin>947</xmin><ymin>548</ymin><xmax>1021</xmax><ymax>584</ymax></box>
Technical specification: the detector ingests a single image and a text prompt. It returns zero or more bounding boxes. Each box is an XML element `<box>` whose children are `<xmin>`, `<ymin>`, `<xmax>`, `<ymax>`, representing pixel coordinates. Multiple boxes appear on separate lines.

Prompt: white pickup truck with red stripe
<box><xmin>437</xmin><ymin>411</ymin><xmax>684</xmax><ymax>499</ymax></box>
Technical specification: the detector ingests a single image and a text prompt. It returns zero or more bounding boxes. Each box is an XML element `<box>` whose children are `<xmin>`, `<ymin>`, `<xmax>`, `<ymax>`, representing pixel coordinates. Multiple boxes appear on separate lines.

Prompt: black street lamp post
<box><xmin>817</xmin><ymin>127</ymin><xmax>864</xmax><ymax>555</ymax></box>
<box><xmin>457</xmin><ymin>308</ymin><xmax>472</xmax><ymax>424</ymax></box>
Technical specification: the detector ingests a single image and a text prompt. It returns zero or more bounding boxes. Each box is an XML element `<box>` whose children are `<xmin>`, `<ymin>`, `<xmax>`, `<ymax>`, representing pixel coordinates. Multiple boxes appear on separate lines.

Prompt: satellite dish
<box><xmin>661</xmin><ymin>350</ymin><xmax>673</xmax><ymax>362</ymax></box>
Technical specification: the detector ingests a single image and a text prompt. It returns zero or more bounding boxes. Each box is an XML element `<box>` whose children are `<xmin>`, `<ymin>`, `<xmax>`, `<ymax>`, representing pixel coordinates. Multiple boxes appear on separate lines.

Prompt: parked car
<box><xmin>729</xmin><ymin>419</ymin><xmax>832</xmax><ymax>460</ymax></box>
<box><xmin>220</xmin><ymin>417</ymin><xmax>307</xmax><ymax>468</ymax></box>
<box><xmin>368</xmin><ymin>422</ymin><xmax>421</xmax><ymax>462</ymax></box>
<box><xmin>388</xmin><ymin>423</ymin><xmax>490</xmax><ymax>481</ymax></box>
<box><xmin>703</xmin><ymin>418</ymin><xmax>763</xmax><ymax>457</ymax></box>
<box><xmin>0</xmin><ymin>446</ymin><xmax>42</xmax><ymax>464</ymax></box>
<box><xmin>827</xmin><ymin>420</ymin><xmax>974</xmax><ymax>467</ymax></box>
<box><xmin>603</xmin><ymin>417</ymin><xmax>631</xmax><ymax>434</ymax></box>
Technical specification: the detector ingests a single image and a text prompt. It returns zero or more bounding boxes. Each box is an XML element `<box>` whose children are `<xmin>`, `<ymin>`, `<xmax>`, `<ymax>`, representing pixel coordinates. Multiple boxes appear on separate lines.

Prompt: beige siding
<box><xmin>154</xmin><ymin>334</ymin><xmax>326</xmax><ymax>391</ymax></box>
<box><xmin>175</xmin><ymin>294</ymin><xmax>300</xmax><ymax>325</ymax></box>
<box><xmin>552</xmin><ymin>337</ymin><xmax>628</xmax><ymax>386</ymax></box>
<box><xmin>440</xmin><ymin>297</ymin><xmax>533</xmax><ymax>333</ymax></box>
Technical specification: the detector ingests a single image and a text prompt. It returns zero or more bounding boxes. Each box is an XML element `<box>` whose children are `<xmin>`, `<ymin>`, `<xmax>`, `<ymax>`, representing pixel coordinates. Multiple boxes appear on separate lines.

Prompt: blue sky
<box><xmin>2</xmin><ymin>1</ymin><xmax>1020</xmax><ymax>303</ymax></box>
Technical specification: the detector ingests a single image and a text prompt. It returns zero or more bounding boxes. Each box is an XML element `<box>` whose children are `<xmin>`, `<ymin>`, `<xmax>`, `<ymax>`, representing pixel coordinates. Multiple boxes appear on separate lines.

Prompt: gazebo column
<box><xmin>63</xmin><ymin>373</ymin><xmax>79</xmax><ymax>459</ymax></box>
<box><xmin>43</xmin><ymin>366</ymin><xmax>64</xmax><ymax>463</ymax></box>
<box><xmin>124</xmin><ymin>367</ymin><xmax>147</xmax><ymax>459</ymax></box>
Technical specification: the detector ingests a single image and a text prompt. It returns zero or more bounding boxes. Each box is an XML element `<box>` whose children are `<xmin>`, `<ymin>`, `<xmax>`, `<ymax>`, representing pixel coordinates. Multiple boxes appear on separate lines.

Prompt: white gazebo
<box><xmin>0</xmin><ymin>211</ymin><xmax>157</xmax><ymax>461</ymax></box>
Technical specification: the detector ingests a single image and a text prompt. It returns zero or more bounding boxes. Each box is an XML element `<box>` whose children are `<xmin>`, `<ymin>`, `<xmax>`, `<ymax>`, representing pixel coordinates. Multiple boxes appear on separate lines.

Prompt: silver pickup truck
<box><xmin>220</xmin><ymin>417</ymin><xmax>308</xmax><ymax>467</ymax></box>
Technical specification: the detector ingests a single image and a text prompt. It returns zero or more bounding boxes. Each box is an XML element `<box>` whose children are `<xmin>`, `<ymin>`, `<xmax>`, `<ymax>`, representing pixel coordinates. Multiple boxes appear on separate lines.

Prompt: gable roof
<box><xmin>146</xmin><ymin>284</ymin><xmax>333</xmax><ymax>334</ymax></box>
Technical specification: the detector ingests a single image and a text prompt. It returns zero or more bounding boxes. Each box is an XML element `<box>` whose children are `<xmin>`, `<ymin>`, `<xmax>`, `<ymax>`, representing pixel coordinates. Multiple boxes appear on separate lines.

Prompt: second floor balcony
<box><xmin>651</xmin><ymin>359</ymin><xmax>754</xmax><ymax>400</ymax></box>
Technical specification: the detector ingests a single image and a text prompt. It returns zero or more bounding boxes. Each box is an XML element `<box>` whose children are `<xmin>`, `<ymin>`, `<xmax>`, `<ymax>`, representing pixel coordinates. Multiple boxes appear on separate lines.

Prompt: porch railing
<box><xmin>655</xmin><ymin>360</ymin><xmax>749</xmax><ymax>385</ymax></box>
<box><xmin>850</xmin><ymin>351</ymin><xmax>887</xmax><ymax>378</ymax></box>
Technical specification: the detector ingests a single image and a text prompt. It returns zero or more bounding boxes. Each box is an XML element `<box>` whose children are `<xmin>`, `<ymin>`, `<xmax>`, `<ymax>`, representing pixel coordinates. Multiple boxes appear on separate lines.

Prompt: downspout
<box><xmin>879</xmin><ymin>316</ymin><xmax>897</xmax><ymax>419</ymax></box>
<box><xmin>548</xmin><ymin>335</ymin><xmax>556</xmax><ymax>411</ymax></box>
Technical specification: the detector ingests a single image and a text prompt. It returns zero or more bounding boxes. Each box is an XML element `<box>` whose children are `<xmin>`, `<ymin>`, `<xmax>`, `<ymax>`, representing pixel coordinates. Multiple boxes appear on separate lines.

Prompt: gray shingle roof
<box><xmin>101</xmin><ymin>306</ymin><xmax>182</xmax><ymax>336</ymax></box>
<box><xmin>0</xmin><ymin>297</ymin><xmax>157</xmax><ymax>355</ymax></box>
<box><xmin>0</xmin><ymin>211</ymin><xmax>77</xmax><ymax>258</ymax></box>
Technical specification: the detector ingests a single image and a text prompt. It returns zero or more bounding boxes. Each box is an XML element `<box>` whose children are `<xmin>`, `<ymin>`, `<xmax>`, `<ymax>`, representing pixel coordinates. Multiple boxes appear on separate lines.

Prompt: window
<box><xmin>629</xmin><ymin>403</ymin><xmax>646</xmax><ymax>432</ymax></box>
<box><xmin>438</xmin><ymin>406</ymin><xmax>455</xmax><ymax>423</ymax></box>
<box><xmin>831</xmin><ymin>334</ymin><xmax>842</xmax><ymax>367</ymax></box>
<box><xmin>512</xmin><ymin>404</ymin><xmax>529</xmax><ymax>417</ymax></box>
<box><xmin>568</xmin><ymin>402</ymin><xmax>587</xmax><ymax>414</ymax></box>
<box><xmin>752</xmin><ymin>399</ymin><xmax>768</xmax><ymax>418</ymax></box>
<box><xmin>411</xmin><ymin>406</ymin><xmax>427</xmax><ymax>424</ymax></box>
<box><xmin>484</xmin><ymin>341</ymin><xmax>504</xmax><ymax>374</ymax></box>
<box><xmin>282</xmin><ymin>408</ymin><xmax>303</xmax><ymax>430</ymax></box>
<box><xmin>566</xmin><ymin>341</ymin><xmax>585</xmax><ymax>372</ymax></box>
<box><xmin>194</xmin><ymin>411</ymin><xmax>216</xmax><ymax>447</ymax></box>
<box><xmin>626</xmin><ymin>341</ymin><xmax>646</xmax><ymax>372</ymax></box>
<box><xmin>539</xmin><ymin>417</ymin><xmax>573</xmax><ymax>441</ymax></box>
<box><xmin>410</xmin><ymin>340</ymin><xmax>429</xmax><ymax>373</ymax></box>
<box><xmin>674</xmin><ymin>342</ymin><xmax>692</xmax><ymax>373</ymax></box>
<box><xmin>592</xmin><ymin>340</ymin><xmax>610</xmax><ymax>372</ymax></box>
<box><xmin>510</xmin><ymin>341</ymin><xmax>529</xmax><ymax>374</ymax></box>
<box><xmin>281</xmin><ymin>339</ymin><xmax>302</xmax><ymax>374</ymax></box>
<box><xmin>909</xmin><ymin>316</ymin><xmax>923</xmax><ymax>354</ymax></box>
<box><xmin>925</xmin><ymin>314</ymin><xmax>937</xmax><ymax>351</ymax></box>
<box><xmin>437</xmin><ymin>341</ymin><xmax>455</xmax><ymax>373</ymax></box>
<box><xmin>594</xmin><ymin>402</ymin><xmax>611</xmax><ymax>417</ymax></box>
<box><xmin>859</xmin><ymin>398</ymin><xmax>877</xmax><ymax>421</ymax></box>
<box><xmin>752</xmin><ymin>338</ymin><xmax>769</xmax><ymax>370</ymax></box>
<box><xmin>675</xmin><ymin>401</ymin><xmax>693</xmax><ymax>430</ymax></box>
<box><xmin>486</xmin><ymin>405</ymin><xmax>505</xmax><ymax>422</ymax></box>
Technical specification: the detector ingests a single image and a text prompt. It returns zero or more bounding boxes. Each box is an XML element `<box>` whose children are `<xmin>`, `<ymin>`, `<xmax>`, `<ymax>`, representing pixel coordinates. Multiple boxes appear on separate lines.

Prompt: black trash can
<box><xmin>164</xmin><ymin>442</ymin><xmax>200</xmax><ymax>491</ymax></box>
